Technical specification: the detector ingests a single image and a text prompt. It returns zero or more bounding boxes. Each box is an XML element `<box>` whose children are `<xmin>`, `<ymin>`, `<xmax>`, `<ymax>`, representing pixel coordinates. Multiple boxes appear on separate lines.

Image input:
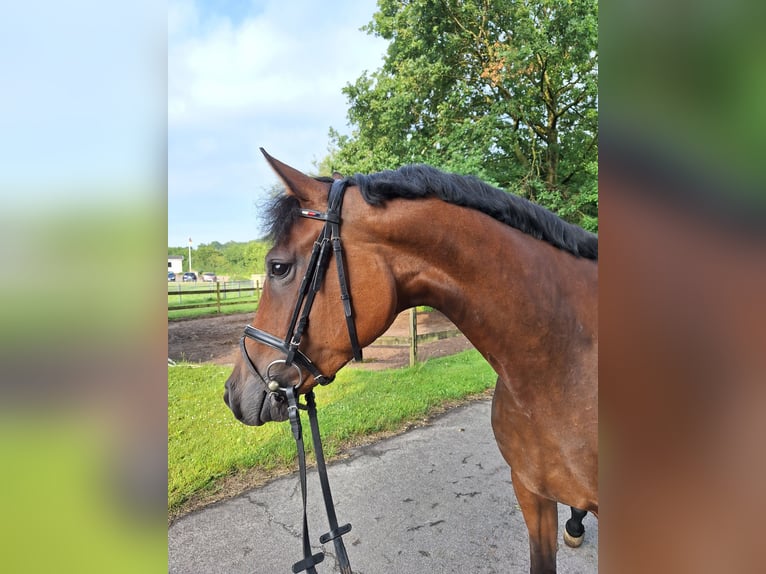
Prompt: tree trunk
<box><xmin>546</xmin><ymin>122</ymin><xmax>559</xmax><ymax>189</ymax></box>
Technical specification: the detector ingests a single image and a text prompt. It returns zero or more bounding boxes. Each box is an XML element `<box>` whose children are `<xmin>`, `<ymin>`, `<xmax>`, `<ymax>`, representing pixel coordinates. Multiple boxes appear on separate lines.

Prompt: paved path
<box><xmin>169</xmin><ymin>399</ymin><xmax>598</xmax><ymax>573</ymax></box>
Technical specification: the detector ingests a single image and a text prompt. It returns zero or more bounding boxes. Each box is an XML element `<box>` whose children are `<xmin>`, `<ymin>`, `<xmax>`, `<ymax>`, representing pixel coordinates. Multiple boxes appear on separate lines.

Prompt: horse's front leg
<box><xmin>512</xmin><ymin>470</ymin><xmax>559</xmax><ymax>574</ymax></box>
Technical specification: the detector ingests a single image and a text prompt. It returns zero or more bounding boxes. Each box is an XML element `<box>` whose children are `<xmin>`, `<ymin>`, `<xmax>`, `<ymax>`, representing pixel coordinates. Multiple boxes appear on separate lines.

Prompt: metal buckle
<box><xmin>265</xmin><ymin>359</ymin><xmax>304</xmax><ymax>393</ymax></box>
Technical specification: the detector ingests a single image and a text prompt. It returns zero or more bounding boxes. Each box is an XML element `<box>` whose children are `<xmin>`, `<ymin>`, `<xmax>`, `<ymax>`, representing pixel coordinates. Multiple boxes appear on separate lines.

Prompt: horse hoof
<box><xmin>563</xmin><ymin>528</ymin><xmax>584</xmax><ymax>548</ymax></box>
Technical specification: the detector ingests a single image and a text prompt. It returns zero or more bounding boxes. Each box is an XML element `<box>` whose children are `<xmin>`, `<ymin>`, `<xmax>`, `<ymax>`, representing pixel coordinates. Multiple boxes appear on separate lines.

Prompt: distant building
<box><xmin>168</xmin><ymin>256</ymin><xmax>184</xmax><ymax>274</ymax></box>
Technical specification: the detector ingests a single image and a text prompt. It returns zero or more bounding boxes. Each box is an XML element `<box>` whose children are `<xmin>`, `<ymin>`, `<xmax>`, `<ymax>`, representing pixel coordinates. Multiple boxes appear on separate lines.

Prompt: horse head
<box><xmin>224</xmin><ymin>151</ymin><xmax>398</xmax><ymax>426</ymax></box>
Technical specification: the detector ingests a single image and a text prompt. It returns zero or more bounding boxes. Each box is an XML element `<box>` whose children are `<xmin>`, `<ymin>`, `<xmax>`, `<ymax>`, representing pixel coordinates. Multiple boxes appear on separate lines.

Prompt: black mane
<box><xmin>353</xmin><ymin>165</ymin><xmax>598</xmax><ymax>260</ymax></box>
<box><xmin>266</xmin><ymin>167</ymin><xmax>597</xmax><ymax>260</ymax></box>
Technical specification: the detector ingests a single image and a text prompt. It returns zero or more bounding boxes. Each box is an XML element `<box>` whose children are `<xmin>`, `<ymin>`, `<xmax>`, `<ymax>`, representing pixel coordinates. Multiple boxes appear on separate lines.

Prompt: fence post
<box><xmin>409</xmin><ymin>307</ymin><xmax>418</xmax><ymax>366</ymax></box>
<box><xmin>215</xmin><ymin>281</ymin><xmax>221</xmax><ymax>314</ymax></box>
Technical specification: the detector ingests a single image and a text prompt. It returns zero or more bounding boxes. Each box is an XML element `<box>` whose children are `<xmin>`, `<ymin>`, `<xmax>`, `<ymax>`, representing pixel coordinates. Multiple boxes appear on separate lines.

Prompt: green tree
<box><xmin>168</xmin><ymin>246</ymin><xmax>186</xmax><ymax>259</ymax></box>
<box><xmin>194</xmin><ymin>244</ymin><xmax>227</xmax><ymax>272</ymax></box>
<box><xmin>168</xmin><ymin>239</ymin><xmax>272</xmax><ymax>279</ymax></box>
<box><xmin>325</xmin><ymin>0</ymin><xmax>598</xmax><ymax>230</ymax></box>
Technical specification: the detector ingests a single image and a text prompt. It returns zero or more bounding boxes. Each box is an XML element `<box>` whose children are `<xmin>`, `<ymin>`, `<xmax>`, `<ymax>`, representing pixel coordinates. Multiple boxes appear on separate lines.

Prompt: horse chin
<box><xmin>258</xmin><ymin>392</ymin><xmax>289</xmax><ymax>424</ymax></box>
<box><xmin>231</xmin><ymin>375</ymin><xmax>291</xmax><ymax>426</ymax></box>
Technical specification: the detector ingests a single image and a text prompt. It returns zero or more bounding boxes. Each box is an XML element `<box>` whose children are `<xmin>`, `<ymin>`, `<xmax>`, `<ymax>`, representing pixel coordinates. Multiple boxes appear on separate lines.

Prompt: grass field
<box><xmin>167</xmin><ymin>300</ymin><xmax>259</xmax><ymax>320</ymax></box>
<box><xmin>168</xmin><ymin>349</ymin><xmax>496</xmax><ymax>517</ymax></box>
<box><xmin>167</xmin><ymin>281</ymin><xmax>260</xmax><ymax>320</ymax></box>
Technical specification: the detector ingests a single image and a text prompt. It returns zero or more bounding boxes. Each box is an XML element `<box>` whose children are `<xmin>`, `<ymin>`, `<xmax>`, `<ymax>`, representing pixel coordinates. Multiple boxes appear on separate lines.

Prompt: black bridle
<box><xmin>241</xmin><ymin>177</ymin><xmax>363</xmax><ymax>387</ymax></box>
<box><xmin>239</xmin><ymin>178</ymin><xmax>361</xmax><ymax>574</ymax></box>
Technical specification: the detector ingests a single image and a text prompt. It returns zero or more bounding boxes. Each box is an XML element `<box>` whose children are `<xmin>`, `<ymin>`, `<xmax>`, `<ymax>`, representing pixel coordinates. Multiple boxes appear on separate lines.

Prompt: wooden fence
<box><xmin>168</xmin><ymin>280</ymin><xmax>261</xmax><ymax>313</ymax></box>
<box><xmin>169</xmin><ymin>283</ymin><xmax>460</xmax><ymax>366</ymax></box>
<box><xmin>371</xmin><ymin>308</ymin><xmax>461</xmax><ymax>366</ymax></box>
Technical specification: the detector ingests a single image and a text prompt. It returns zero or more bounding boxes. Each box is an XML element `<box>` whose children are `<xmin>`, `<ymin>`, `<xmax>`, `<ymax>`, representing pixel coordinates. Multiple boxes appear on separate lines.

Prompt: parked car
<box><xmin>182</xmin><ymin>272</ymin><xmax>197</xmax><ymax>282</ymax></box>
<box><xmin>201</xmin><ymin>272</ymin><xmax>217</xmax><ymax>282</ymax></box>
<box><xmin>168</xmin><ymin>271</ymin><xmax>176</xmax><ymax>282</ymax></box>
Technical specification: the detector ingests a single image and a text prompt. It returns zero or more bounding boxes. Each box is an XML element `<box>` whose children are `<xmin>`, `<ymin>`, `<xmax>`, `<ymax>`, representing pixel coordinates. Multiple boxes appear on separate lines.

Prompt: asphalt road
<box><xmin>168</xmin><ymin>399</ymin><xmax>598</xmax><ymax>573</ymax></box>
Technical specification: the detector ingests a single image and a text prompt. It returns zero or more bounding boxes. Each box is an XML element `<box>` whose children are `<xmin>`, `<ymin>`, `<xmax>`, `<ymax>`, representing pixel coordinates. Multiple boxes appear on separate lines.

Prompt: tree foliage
<box><xmin>168</xmin><ymin>184</ymin><xmax>285</xmax><ymax>278</ymax></box>
<box><xmin>168</xmin><ymin>240</ymin><xmax>271</xmax><ymax>279</ymax></box>
<box><xmin>321</xmin><ymin>0</ymin><xmax>598</xmax><ymax>231</ymax></box>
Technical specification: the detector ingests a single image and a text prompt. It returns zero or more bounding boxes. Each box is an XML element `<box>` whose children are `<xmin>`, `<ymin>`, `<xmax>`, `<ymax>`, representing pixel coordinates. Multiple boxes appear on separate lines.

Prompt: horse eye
<box><xmin>270</xmin><ymin>262</ymin><xmax>292</xmax><ymax>278</ymax></box>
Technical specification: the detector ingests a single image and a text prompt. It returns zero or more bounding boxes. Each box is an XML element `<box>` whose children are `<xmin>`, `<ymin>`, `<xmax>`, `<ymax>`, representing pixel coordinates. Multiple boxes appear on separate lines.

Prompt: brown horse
<box><xmin>224</xmin><ymin>151</ymin><xmax>598</xmax><ymax>573</ymax></box>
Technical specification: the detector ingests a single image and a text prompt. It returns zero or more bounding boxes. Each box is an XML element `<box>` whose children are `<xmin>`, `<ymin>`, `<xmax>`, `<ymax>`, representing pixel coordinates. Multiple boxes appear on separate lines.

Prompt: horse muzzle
<box><xmin>223</xmin><ymin>366</ymin><xmax>290</xmax><ymax>426</ymax></box>
<box><xmin>227</xmin><ymin>329</ymin><xmax>336</xmax><ymax>426</ymax></box>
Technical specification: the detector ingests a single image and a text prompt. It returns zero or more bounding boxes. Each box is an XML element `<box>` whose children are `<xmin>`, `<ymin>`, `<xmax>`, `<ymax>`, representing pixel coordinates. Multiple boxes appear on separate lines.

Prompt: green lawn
<box><xmin>168</xmin><ymin>349</ymin><xmax>496</xmax><ymax>516</ymax></box>
<box><xmin>167</xmin><ymin>300</ymin><xmax>259</xmax><ymax>320</ymax></box>
<box><xmin>167</xmin><ymin>281</ymin><xmax>261</xmax><ymax>320</ymax></box>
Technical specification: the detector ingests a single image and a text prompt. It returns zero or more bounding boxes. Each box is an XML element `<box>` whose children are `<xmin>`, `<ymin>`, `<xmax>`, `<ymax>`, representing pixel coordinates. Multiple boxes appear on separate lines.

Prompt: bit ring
<box><xmin>265</xmin><ymin>359</ymin><xmax>303</xmax><ymax>393</ymax></box>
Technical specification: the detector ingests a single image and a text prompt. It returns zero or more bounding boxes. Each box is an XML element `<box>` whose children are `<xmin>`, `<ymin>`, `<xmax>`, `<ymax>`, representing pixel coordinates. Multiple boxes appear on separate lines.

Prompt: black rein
<box><xmin>240</xmin><ymin>178</ymin><xmax>361</xmax><ymax>573</ymax></box>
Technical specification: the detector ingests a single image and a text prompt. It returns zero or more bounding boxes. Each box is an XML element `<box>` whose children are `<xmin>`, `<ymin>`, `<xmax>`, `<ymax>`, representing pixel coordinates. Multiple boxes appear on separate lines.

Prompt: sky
<box><xmin>168</xmin><ymin>0</ymin><xmax>388</xmax><ymax>247</ymax></box>
<box><xmin>1</xmin><ymin>1</ymin><xmax>163</xmax><ymax>201</ymax></box>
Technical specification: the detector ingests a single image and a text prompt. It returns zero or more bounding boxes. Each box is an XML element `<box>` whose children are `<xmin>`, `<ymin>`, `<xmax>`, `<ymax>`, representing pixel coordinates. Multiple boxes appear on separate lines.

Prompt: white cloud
<box><xmin>170</xmin><ymin>20</ymin><xmax>285</xmax><ymax>123</ymax></box>
<box><xmin>169</xmin><ymin>0</ymin><xmax>385</xmax><ymax>127</ymax></box>
<box><xmin>168</xmin><ymin>0</ymin><xmax>387</xmax><ymax>245</ymax></box>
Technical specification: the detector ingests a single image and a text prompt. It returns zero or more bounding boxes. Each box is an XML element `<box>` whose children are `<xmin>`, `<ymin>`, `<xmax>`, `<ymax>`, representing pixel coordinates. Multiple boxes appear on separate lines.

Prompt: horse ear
<box><xmin>260</xmin><ymin>148</ymin><xmax>327</xmax><ymax>206</ymax></box>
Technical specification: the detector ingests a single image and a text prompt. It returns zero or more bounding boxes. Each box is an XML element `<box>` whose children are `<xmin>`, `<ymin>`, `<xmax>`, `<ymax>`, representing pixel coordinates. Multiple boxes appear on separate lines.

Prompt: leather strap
<box><xmin>283</xmin><ymin>238</ymin><xmax>324</xmax><ymax>353</ymax></box>
<box><xmin>285</xmin><ymin>386</ymin><xmax>325</xmax><ymax>573</ymax></box>
<box><xmin>285</xmin><ymin>387</ymin><xmax>353</xmax><ymax>574</ymax></box>
<box><xmin>305</xmin><ymin>392</ymin><xmax>353</xmax><ymax>574</ymax></box>
<box><xmin>241</xmin><ymin>328</ymin><xmax>332</xmax><ymax>386</ymax></box>
<box><xmin>286</xmin><ymin>234</ymin><xmax>333</xmax><ymax>366</ymax></box>
<box><xmin>289</xmin><ymin>178</ymin><xmax>363</xmax><ymax>365</ymax></box>
<box><xmin>332</xmin><ymin>235</ymin><xmax>362</xmax><ymax>362</ymax></box>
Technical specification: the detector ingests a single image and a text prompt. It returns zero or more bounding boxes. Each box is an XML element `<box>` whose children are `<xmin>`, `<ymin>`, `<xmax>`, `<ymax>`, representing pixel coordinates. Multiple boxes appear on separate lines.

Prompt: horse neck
<box><xmin>381</xmin><ymin>198</ymin><xmax>598</xmax><ymax>379</ymax></box>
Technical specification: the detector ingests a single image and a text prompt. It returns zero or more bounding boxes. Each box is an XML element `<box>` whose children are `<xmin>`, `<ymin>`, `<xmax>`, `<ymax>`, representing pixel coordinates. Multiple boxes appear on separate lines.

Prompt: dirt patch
<box><xmin>168</xmin><ymin>310</ymin><xmax>474</xmax><ymax>369</ymax></box>
<box><xmin>168</xmin><ymin>313</ymin><xmax>252</xmax><ymax>366</ymax></box>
